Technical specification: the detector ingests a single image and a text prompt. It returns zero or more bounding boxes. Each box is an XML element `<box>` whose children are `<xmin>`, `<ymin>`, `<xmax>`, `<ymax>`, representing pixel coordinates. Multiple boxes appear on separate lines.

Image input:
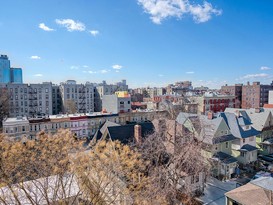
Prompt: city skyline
<box><xmin>0</xmin><ymin>0</ymin><xmax>273</xmax><ymax>88</ymax></box>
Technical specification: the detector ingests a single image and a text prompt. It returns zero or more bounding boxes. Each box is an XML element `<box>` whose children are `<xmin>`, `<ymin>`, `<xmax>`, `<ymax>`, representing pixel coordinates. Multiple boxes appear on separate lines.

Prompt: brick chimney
<box><xmin>134</xmin><ymin>124</ymin><xmax>142</xmax><ymax>144</ymax></box>
<box><xmin>207</xmin><ymin>111</ymin><xmax>213</xmax><ymax>120</ymax></box>
<box><xmin>235</xmin><ymin>110</ymin><xmax>240</xmax><ymax>117</ymax></box>
<box><xmin>255</xmin><ymin>107</ymin><xmax>260</xmax><ymax>113</ymax></box>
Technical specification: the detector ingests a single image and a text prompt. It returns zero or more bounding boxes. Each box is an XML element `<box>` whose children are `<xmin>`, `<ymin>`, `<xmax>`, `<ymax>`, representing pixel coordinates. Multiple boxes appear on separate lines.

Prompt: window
<box><xmin>243</xmin><ymin>139</ymin><xmax>245</xmax><ymax>143</ymax></box>
<box><xmin>191</xmin><ymin>176</ymin><xmax>194</xmax><ymax>184</ymax></box>
<box><xmin>128</xmin><ymin>101</ymin><xmax>130</xmax><ymax>104</ymax></box>
<box><xmin>195</xmin><ymin>175</ymin><xmax>199</xmax><ymax>183</ymax></box>
<box><xmin>226</xmin><ymin>142</ymin><xmax>229</xmax><ymax>148</ymax></box>
<box><xmin>240</xmin><ymin>152</ymin><xmax>245</xmax><ymax>157</ymax></box>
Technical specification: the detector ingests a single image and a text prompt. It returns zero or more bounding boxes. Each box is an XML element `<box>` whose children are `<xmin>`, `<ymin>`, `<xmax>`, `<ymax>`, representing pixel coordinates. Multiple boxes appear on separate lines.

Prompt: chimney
<box><xmin>207</xmin><ymin>111</ymin><xmax>213</xmax><ymax>120</ymax></box>
<box><xmin>255</xmin><ymin>107</ymin><xmax>260</xmax><ymax>113</ymax></box>
<box><xmin>235</xmin><ymin>110</ymin><xmax>240</xmax><ymax>117</ymax></box>
<box><xmin>134</xmin><ymin>124</ymin><xmax>142</xmax><ymax>144</ymax></box>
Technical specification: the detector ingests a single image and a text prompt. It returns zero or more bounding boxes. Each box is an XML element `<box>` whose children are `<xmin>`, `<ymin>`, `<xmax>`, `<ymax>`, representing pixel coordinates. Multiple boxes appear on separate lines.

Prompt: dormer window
<box><xmin>242</xmin><ymin>125</ymin><xmax>250</xmax><ymax>131</ymax></box>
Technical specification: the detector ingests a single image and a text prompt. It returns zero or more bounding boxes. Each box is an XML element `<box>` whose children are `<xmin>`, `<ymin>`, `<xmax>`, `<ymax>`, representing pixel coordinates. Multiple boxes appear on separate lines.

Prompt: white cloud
<box><xmin>83</xmin><ymin>65</ymin><xmax>89</xmax><ymax>68</ymax></box>
<box><xmin>88</xmin><ymin>71</ymin><xmax>97</xmax><ymax>74</ymax></box>
<box><xmin>240</xmin><ymin>73</ymin><xmax>269</xmax><ymax>80</ymax></box>
<box><xmin>188</xmin><ymin>1</ymin><xmax>222</xmax><ymax>23</ymax></box>
<box><xmin>112</xmin><ymin>64</ymin><xmax>123</xmax><ymax>70</ymax></box>
<box><xmin>186</xmin><ymin>71</ymin><xmax>194</xmax><ymax>74</ymax></box>
<box><xmin>39</xmin><ymin>23</ymin><xmax>54</xmax><ymax>31</ymax></box>
<box><xmin>115</xmin><ymin>70</ymin><xmax>120</xmax><ymax>73</ymax></box>
<box><xmin>137</xmin><ymin>0</ymin><xmax>222</xmax><ymax>24</ymax></box>
<box><xmin>30</xmin><ymin>56</ymin><xmax>41</xmax><ymax>60</ymax></box>
<box><xmin>89</xmin><ymin>30</ymin><xmax>99</xmax><ymax>36</ymax></box>
<box><xmin>100</xmin><ymin>69</ymin><xmax>109</xmax><ymax>74</ymax></box>
<box><xmin>34</xmin><ymin>74</ymin><xmax>43</xmax><ymax>77</ymax></box>
<box><xmin>260</xmin><ymin>66</ymin><xmax>271</xmax><ymax>70</ymax></box>
<box><xmin>158</xmin><ymin>74</ymin><xmax>164</xmax><ymax>77</ymax></box>
<box><xmin>70</xmin><ymin>66</ymin><xmax>79</xmax><ymax>70</ymax></box>
<box><xmin>55</xmin><ymin>19</ymin><xmax>86</xmax><ymax>32</ymax></box>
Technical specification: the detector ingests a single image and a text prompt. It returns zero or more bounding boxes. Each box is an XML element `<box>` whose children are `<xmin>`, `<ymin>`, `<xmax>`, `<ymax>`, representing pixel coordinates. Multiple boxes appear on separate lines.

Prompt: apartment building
<box><xmin>190</xmin><ymin>92</ymin><xmax>235</xmax><ymax>114</ymax></box>
<box><xmin>2</xmin><ymin>110</ymin><xmax>161</xmax><ymax>139</ymax></box>
<box><xmin>242</xmin><ymin>81</ymin><xmax>273</xmax><ymax>109</ymax></box>
<box><xmin>59</xmin><ymin>80</ymin><xmax>94</xmax><ymax>114</ymax></box>
<box><xmin>166</xmin><ymin>81</ymin><xmax>193</xmax><ymax>95</ymax></box>
<box><xmin>6</xmin><ymin>82</ymin><xmax>53</xmax><ymax>117</ymax></box>
<box><xmin>221</xmin><ymin>84</ymin><xmax>242</xmax><ymax>108</ymax></box>
<box><xmin>52</xmin><ymin>85</ymin><xmax>62</xmax><ymax>115</ymax></box>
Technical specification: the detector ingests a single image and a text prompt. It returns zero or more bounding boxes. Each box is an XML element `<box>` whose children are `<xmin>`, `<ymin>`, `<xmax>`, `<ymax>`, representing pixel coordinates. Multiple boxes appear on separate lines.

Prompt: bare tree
<box><xmin>137</xmin><ymin>104</ymin><xmax>210</xmax><ymax>205</ymax></box>
<box><xmin>73</xmin><ymin>140</ymin><xmax>150</xmax><ymax>205</ymax></box>
<box><xmin>0</xmin><ymin>88</ymin><xmax>9</xmax><ymax>129</ymax></box>
<box><xmin>64</xmin><ymin>99</ymin><xmax>77</xmax><ymax>114</ymax></box>
<box><xmin>0</xmin><ymin>130</ymin><xmax>87</xmax><ymax>204</ymax></box>
<box><xmin>0</xmin><ymin>130</ymin><xmax>152</xmax><ymax>205</ymax></box>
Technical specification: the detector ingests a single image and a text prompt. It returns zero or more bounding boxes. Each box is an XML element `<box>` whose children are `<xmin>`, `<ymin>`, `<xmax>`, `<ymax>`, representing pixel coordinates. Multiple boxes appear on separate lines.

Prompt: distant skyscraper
<box><xmin>10</xmin><ymin>67</ymin><xmax>23</xmax><ymax>83</ymax></box>
<box><xmin>0</xmin><ymin>55</ymin><xmax>11</xmax><ymax>83</ymax></box>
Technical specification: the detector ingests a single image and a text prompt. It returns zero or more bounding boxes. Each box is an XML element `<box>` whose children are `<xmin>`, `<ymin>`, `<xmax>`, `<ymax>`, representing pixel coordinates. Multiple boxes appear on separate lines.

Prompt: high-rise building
<box><xmin>6</xmin><ymin>82</ymin><xmax>53</xmax><ymax>117</ymax></box>
<box><xmin>0</xmin><ymin>55</ymin><xmax>11</xmax><ymax>83</ymax></box>
<box><xmin>59</xmin><ymin>80</ymin><xmax>95</xmax><ymax>114</ymax></box>
<box><xmin>242</xmin><ymin>81</ymin><xmax>273</xmax><ymax>109</ymax></box>
<box><xmin>10</xmin><ymin>67</ymin><xmax>23</xmax><ymax>83</ymax></box>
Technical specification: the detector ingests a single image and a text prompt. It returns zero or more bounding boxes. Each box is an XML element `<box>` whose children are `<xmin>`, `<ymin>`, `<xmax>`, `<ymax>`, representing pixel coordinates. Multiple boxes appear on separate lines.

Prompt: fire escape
<box><xmin>78</xmin><ymin>85</ymin><xmax>86</xmax><ymax>113</ymax></box>
<box><xmin>29</xmin><ymin>87</ymin><xmax>38</xmax><ymax>116</ymax></box>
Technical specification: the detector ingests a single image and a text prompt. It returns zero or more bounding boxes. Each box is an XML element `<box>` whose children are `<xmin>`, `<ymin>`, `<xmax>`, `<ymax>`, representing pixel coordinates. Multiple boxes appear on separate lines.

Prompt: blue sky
<box><xmin>0</xmin><ymin>0</ymin><xmax>273</xmax><ymax>88</ymax></box>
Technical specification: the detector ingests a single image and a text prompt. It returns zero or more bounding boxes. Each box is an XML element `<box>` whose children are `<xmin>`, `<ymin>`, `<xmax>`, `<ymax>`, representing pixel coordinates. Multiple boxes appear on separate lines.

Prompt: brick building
<box><xmin>190</xmin><ymin>92</ymin><xmax>235</xmax><ymax>114</ymax></box>
<box><xmin>241</xmin><ymin>81</ymin><xmax>273</xmax><ymax>109</ymax></box>
<box><xmin>221</xmin><ymin>84</ymin><xmax>243</xmax><ymax>108</ymax></box>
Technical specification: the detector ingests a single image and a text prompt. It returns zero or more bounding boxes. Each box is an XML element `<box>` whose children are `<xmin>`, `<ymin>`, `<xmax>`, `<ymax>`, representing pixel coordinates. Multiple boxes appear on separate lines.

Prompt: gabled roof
<box><xmin>198</xmin><ymin>115</ymin><xmax>236</xmax><ymax>144</ymax></box>
<box><xmin>250</xmin><ymin>177</ymin><xmax>273</xmax><ymax>191</ymax></box>
<box><xmin>106</xmin><ymin>122</ymin><xmax>154</xmax><ymax>144</ymax></box>
<box><xmin>100</xmin><ymin>120</ymin><xmax>120</xmax><ymax>134</ymax></box>
<box><xmin>200</xmin><ymin>115</ymin><xmax>223</xmax><ymax>137</ymax></box>
<box><xmin>225</xmin><ymin>108</ymin><xmax>273</xmax><ymax>131</ymax></box>
<box><xmin>212</xmin><ymin>152</ymin><xmax>237</xmax><ymax>164</ymax></box>
<box><xmin>176</xmin><ymin>112</ymin><xmax>198</xmax><ymax>125</ymax></box>
<box><xmin>245</xmin><ymin>109</ymin><xmax>272</xmax><ymax>131</ymax></box>
<box><xmin>240</xmin><ymin>144</ymin><xmax>258</xmax><ymax>152</ymax></box>
<box><xmin>218</xmin><ymin>112</ymin><xmax>260</xmax><ymax>139</ymax></box>
<box><xmin>225</xmin><ymin>182</ymin><xmax>271</xmax><ymax>205</ymax></box>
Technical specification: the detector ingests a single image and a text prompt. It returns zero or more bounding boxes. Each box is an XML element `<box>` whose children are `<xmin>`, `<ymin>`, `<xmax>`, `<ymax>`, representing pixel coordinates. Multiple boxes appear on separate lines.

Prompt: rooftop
<box><xmin>225</xmin><ymin>177</ymin><xmax>273</xmax><ymax>205</ymax></box>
